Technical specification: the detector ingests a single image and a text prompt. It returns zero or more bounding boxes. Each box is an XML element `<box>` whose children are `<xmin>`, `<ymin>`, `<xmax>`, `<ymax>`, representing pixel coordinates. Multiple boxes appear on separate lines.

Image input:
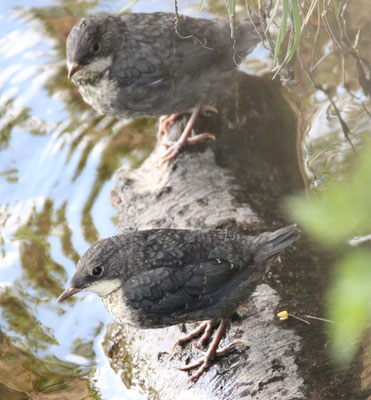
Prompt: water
<box><xmin>0</xmin><ymin>0</ymin><xmax>370</xmax><ymax>399</ymax></box>
<box><xmin>0</xmin><ymin>1</ymin><xmax>154</xmax><ymax>398</ymax></box>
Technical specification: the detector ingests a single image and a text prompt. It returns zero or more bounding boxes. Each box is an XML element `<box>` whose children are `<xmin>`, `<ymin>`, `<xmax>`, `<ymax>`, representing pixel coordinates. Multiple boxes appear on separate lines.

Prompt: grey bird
<box><xmin>58</xmin><ymin>225</ymin><xmax>300</xmax><ymax>382</ymax></box>
<box><xmin>66</xmin><ymin>12</ymin><xmax>262</xmax><ymax>164</ymax></box>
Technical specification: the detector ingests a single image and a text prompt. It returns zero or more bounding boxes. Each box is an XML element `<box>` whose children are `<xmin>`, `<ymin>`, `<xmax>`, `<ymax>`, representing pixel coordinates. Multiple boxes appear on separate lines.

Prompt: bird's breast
<box><xmin>102</xmin><ymin>289</ymin><xmax>142</xmax><ymax>327</ymax></box>
<box><xmin>74</xmin><ymin>71</ymin><xmax>119</xmax><ymax>116</ymax></box>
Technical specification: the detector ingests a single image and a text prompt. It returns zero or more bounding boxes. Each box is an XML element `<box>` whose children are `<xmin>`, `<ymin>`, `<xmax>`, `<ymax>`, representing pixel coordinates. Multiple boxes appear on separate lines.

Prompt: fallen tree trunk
<box><xmin>105</xmin><ymin>72</ymin><xmax>366</xmax><ymax>400</ymax></box>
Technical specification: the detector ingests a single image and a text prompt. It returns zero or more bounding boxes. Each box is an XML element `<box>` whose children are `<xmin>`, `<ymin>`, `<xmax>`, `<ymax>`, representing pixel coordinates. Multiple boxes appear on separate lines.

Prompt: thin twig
<box><xmin>312</xmin><ymin>51</ymin><xmax>331</xmax><ymax>72</ymax></box>
<box><xmin>322</xmin><ymin>7</ymin><xmax>342</xmax><ymax>52</ymax></box>
<box><xmin>173</xmin><ymin>0</ymin><xmax>214</xmax><ymax>50</ymax></box>
<box><xmin>301</xmin><ymin>0</ymin><xmax>319</xmax><ymax>34</ymax></box>
<box><xmin>247</xmin><ymin>1</ymin><xmax>266</xmax><ymax>41</ymax></box>
<box><xmin>361</xmin><ymin>102</ymin><xmax>371</xmax><ymax>118</ymax></box>
<box><xmin>321</xmin><ymin>85</ymin><xmax>356</xmax><ymax>152</ymax></box>
<box><xmin>301</xmin><ymin>56</ymin><xmax>356</xmax><ymax>153</ymax></box>
<box><xmin>224</xmin><ymin>0</ymin><xmax>243</xmax><ymax>65</ymax></box>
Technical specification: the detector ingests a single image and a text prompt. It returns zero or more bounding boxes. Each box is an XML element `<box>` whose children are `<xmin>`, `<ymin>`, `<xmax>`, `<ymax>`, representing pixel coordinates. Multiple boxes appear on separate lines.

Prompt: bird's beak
<box><xmin>67</xmin><ymin>63</ymin><xmax>81</xmax><ymax>79</ymax></box>
<box><xmin>57</xmin><ymin>285</ymin><xmax>81</xmax><ymax>302</ymax></box>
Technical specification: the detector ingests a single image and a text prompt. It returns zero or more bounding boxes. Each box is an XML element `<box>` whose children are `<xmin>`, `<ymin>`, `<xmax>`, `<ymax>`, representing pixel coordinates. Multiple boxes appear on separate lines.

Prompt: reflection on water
<box><xmin>0</xmin><ymin>0</ymin><xmax>155</xmax><ymax>398</ymax></box>
<box><xmin>285</xmin><ymin>0</ymin><xmax>371</xmax><ymax>189</ymax></box>
<box><xmin>0</xmin><ymin>0</ymin><xmax>370</xmax><ymax>398</ymax></box>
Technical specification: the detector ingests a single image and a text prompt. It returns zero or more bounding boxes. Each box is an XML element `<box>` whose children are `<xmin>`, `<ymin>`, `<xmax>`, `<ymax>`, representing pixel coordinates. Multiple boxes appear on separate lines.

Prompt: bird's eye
<box><xmin>92</xmin><ymin>266</ymin><xmax>103</xmax><ymax>276</ymax></box>
<box><xmin>93</xmin><ymin>43</ymin><xmax>100</xmax><ymax>52</ymax></box>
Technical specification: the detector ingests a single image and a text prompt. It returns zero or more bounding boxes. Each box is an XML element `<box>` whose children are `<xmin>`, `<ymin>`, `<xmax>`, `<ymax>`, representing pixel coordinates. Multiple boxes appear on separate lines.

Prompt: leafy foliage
<box><xmin>272</xmin><ymin>0</ymin><xmax>301</xmax><ymax>78</ymax></box>
<box><xmin>288</xmin><ymin>143</ymin><xmax>371</xmax><ymax>364</ymax></box>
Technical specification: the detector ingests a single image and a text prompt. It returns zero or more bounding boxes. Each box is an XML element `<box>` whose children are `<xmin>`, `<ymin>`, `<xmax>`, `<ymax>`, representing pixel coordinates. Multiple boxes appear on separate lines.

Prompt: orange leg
<box><xmin>158</xmin><ymin>105</ymin><xmax>216</xmax><ymax>166</ymax></box>
<box><xmin>179</xmin><ymin>319</ymin><xmax>229</xmax><ymax>383</ymax></box>
<box><xmin>157</xmin><ymin>114</ymin><xmax>180</xmax><ymax>139</ymax></box>
<box><xmin>171</xmin><ymin>320</ymin><xmax>216</xmax><ymax>355</ymax></box>
<box><xmin>175</xmin><ymin>319</ymin><xmax>243</xmax><ymax>383</ymax></box>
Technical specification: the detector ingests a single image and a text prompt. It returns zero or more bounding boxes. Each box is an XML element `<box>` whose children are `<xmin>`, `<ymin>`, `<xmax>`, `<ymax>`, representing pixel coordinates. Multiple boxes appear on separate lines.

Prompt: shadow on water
<box><xmin>0</xmin><ymin>0</ymin><xmax>370</xmax><ymax>399</ymax></box>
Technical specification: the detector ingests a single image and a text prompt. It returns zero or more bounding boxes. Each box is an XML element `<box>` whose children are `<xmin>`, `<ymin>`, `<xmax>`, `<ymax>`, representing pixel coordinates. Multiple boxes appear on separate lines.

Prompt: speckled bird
<box><xmin>58</xmin><ymin>225</ymin><xmax>299</xmax><ymax>382</ymax></box>
<box><xmin>66</xmin><ymin>12</ymin><xmax>262</xmax><ymax>164</ymax></box>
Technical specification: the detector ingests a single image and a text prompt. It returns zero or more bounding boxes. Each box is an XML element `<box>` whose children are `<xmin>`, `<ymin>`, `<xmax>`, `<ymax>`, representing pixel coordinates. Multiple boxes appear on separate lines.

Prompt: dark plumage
<box><xmin>66</xmin><ymin>12</ymin><xmax>262</xmax><ymax>163</ymax></box>
<box><xmin>58</xmin><ymin>225</ymin><xmax>300</xmax><ymax>382</ymax></box>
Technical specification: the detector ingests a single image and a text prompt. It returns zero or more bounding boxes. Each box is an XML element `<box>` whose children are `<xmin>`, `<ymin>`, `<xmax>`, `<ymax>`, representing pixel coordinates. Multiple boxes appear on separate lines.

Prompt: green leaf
<box><xmin>288</xmin><ymin>141</ymin><xmax>371</xmax><ymax>366</ymax></box>
<box><xmin>334</xmin><ymin>0</ymin><xmax>340</xmax><ymax>24</ymax></box>
<box><xmin>288</xmin><ymin>142</ymin><xmax>371</xmax><ymax>246</ymax></box>
<box><xmin>273</xmin><ymin>0</ymin><xmax>301</xmax><ymax>78</ymax></box>
<box><xmin>266</xmin><ymin>0</ymin><xmax>280</xmax><ymax>33</ymax></box>
<box><xmin>274</xmin><ymin>0</ymin><xmax>289</xmax><ymax>65</ymax></box>
<box><xmin>327</xmin><ymin>250</ymin><xmax>371</xmax><ymax>364</ymax></box>
<box><xmin>119</xmin><ymin>0</ymin><xmax>139</xmax><ymax>13</ymax></box>
<box><xmin>198</xmin><ymin>0</ymin><xmax>204</xmax><ymax>15</ymax></box>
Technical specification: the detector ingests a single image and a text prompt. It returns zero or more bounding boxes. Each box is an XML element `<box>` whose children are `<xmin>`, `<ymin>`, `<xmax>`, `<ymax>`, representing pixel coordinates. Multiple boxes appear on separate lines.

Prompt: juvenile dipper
<box><xmin>66</xmin><ymin>12</ymin><xmax>262</xmax><ymax>164</ymax></box>
<box><xmin>58</xmin><ymin>225</ymin><xmax>299</xmax><ymax>382</ymax></box>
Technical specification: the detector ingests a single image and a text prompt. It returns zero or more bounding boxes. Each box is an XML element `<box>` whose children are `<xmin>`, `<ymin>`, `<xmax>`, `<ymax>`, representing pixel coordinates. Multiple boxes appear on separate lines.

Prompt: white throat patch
<box><xmin>84</xmin><ymin>55</ymin><xmax>113</xmax><ymax>74</ymax></box>
<box><xmin>84</xmin><ymin>278</ymin><xmax>121</xmax><ymax>297</ymax></box>
<box><xmin>67</xmin><ymin>55</ymin><xmax>113</xmax><ymax>79</ymax></box>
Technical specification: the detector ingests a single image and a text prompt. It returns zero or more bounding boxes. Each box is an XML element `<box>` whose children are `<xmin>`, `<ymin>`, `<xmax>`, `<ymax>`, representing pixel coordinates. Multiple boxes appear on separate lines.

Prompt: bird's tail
<box><xmin>235</xmin><ymin>17</ymin><xmax>263</xmax><ymax>57</ymax></box>
<box><xmin>253</xmin><ymin>224</ymin><xmax>300</xmax><ymax>263</ymax></box>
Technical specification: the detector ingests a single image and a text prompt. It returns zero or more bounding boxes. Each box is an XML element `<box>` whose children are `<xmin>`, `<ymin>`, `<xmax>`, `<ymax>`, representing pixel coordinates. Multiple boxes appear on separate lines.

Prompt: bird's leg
<box><xmin>159</xmin><ymin>105</ymin><xmax>215</xmax><ymax>166</ymax></box>
<box><xmin>171</xmin><ymin>319</ymin><xmax>215</xmax><ymax>354</ymax></box>
<box><xmin>179</xmin><ymin>319</ymin><xmax>232</xmax><ymax>383</ymax></box>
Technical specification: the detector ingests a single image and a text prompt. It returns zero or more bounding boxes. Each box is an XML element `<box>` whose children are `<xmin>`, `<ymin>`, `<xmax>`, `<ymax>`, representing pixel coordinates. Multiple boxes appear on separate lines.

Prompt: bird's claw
<box><xmin>201</xmin><ymin>105</ymin><xmax>218</xmax><ymax>115</ymax></box>
<box><xmin>178</xmin><ymin>356</ymin><xmax>212</xmax><ymax>384</ymax></box>
<box><xmin>185</xmin><ymin>132</ymin><xmax>216</xmax><ymax>145</ymax></box>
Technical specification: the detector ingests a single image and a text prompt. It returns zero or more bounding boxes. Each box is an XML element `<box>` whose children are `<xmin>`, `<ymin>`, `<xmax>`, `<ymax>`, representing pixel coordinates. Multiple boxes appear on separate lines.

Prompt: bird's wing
<box><xmin>123</xmin><ymin>258</ymin><xmax>246</xmax><ymax>318</ymax></box>
<box><xmin>111</xmin><ymin>13</ymin><xmax>233</xmax><ymax>87</ymax></box>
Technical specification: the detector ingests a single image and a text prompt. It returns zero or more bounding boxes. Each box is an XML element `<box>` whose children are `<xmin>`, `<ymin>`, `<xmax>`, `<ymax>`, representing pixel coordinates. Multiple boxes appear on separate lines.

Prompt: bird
<box><xmin>57</xmin><ymin>225</ymin><xmax>300</xmax><ymax>382</ymax></box>
<box><xmin>66</xmin><ymin>12</ymin><xmax>262</xmax><ymax>164</ymax></box>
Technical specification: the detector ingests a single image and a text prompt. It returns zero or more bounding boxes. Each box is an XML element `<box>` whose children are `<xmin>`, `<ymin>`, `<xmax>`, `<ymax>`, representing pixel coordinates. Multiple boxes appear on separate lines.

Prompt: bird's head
<box><xmin>66</xmin><ymin>14</ymin><xmax>118</xmax><ymax>80</ymax></box>
<box><xmin>57</xmin><ymin>237</ymin><xmax>123</xmax><ymax>302</ymax></box>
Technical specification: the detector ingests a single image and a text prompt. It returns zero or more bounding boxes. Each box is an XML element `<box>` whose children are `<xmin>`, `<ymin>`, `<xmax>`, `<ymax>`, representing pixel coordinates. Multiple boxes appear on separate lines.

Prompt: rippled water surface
<box><xmin>0</xmin><ymin>1</ymin><xmax>159</xmax><ymax>398</ymax></box>
<box><xmin>0</xmin><ymin>0</ymin><xmax>370</xmax><ymax>398</ymax></box>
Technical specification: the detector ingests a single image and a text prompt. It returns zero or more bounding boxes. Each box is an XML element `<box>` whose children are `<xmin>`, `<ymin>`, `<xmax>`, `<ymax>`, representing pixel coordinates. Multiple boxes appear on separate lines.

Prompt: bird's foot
<box><xmin>179</xmin><ymin>357</ymin><xmax>212</xmax><ymax>384</ymax></box>
<box><xmin>177</xmin><ymin>319</ymin><xmax>235</xmax><ymax>383</ymax></box>
<box><xmin>157</xmin><ymin>104</ymin><xmax>217</xmax><ymax>166</ymax></box>
<box><xmin>192</xmin><ymin>340</ymin><xmax>244</xmax><ymax>356</ymax></box>
<box><xmin>182</xmin><ymin>340</ymin><xmax>244</xmax><ymax>383</ymax></box>
<box><xmin>171</xmin><ymin>319</ymin><xmax>216</xmax><ymax>355</ymax></box>
<box><xmin>157</xmin><ymin>105</ymin><xmax>217</xmax><ymax>140</ymax></box>
<box><xmin>157</xmin><ymin>113</ymin><xmax>180</xmax><ymax>139</ymax></box>
<box><xmin>195</xmin><ymin>318</ymin><xmax>217</xmax><ymax>349</ymax></box>
<box><xmin>159</xmin><ymin>132</ymin><xmax>215</xmax><ymax>166</ymax></box>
